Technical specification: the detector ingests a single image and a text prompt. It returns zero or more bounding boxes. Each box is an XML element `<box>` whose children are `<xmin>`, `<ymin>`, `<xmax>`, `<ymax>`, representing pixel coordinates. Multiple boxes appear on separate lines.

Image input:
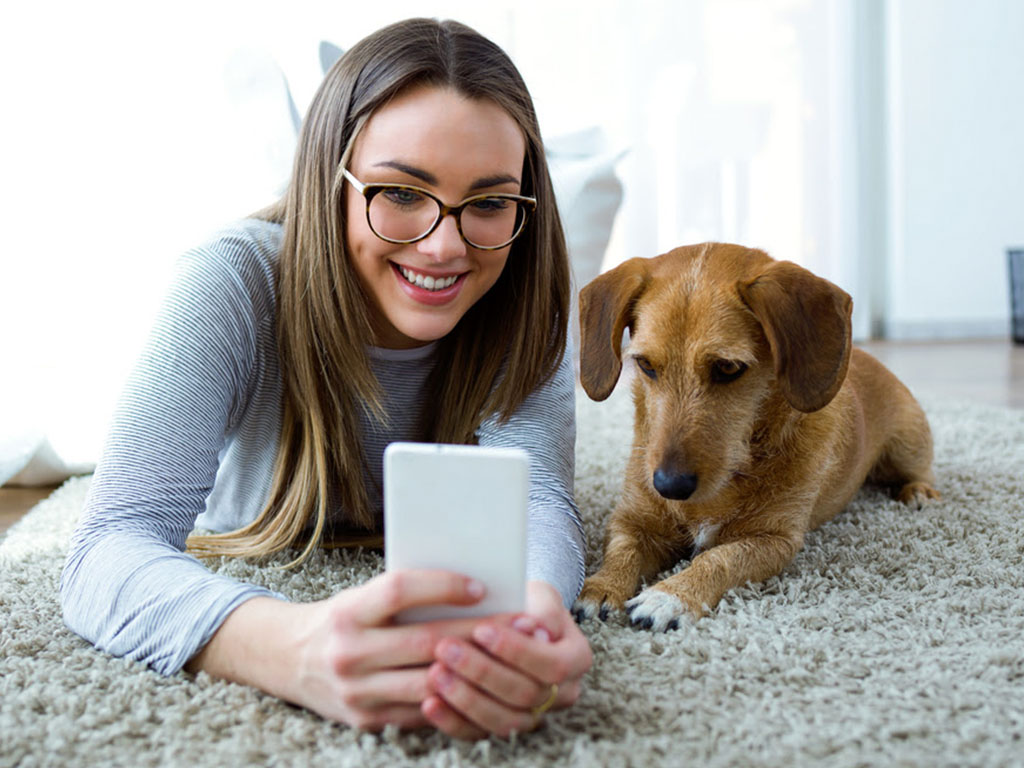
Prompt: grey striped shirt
<box><xmin>60</xmin><ymin>218</ymin><xmax>584</xmax><ymax>676</ymax></box>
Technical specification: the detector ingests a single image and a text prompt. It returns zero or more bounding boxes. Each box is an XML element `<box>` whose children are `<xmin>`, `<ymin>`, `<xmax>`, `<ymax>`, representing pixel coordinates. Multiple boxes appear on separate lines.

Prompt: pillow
<box><xmin>221</xmin><ymin>47</ymin><xmax>302</xmax><ymax>202</ymax></box>
<box><xmin>546</xmin><ymin>126</ymin><xmax>625</xmax><ymax>295</ymax></box>
<box><xmin>0</xmin><ymin>429</ymin><xmax>44</xmax><ymax>487</ymax></box>
<box><xmin>0</xmin><ymin>417</ymin><xmax>94</xmax><ymax>488</ymax></box>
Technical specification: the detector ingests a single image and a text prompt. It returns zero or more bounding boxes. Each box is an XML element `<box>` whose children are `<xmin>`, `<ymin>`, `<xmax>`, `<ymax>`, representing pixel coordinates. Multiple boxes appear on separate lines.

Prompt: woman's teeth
<box><xmin>399</xmin><ymin>266</ymin><xmax>458</xmax><ymax>291</ymax></box>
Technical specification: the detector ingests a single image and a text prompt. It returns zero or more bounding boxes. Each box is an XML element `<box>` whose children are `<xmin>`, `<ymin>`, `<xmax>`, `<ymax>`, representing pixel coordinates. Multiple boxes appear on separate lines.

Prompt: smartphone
<box><xmin>383</xmin><ymin>442</ymin><xmax>528</xmax><ymax>623</ymax></box>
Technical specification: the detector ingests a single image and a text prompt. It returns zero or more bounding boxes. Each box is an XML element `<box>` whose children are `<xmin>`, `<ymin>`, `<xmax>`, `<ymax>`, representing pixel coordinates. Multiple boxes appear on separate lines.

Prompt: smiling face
<box><xmin>344</xmin><ymin>85</ymin><xmax>527</xmax><ymax>349</ymax></box>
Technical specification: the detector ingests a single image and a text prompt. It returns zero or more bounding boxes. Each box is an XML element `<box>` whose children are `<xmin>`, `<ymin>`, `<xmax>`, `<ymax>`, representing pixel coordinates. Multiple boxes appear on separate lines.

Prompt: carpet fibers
<box><xmin>2</xmin><ymin>384</ymin><xmax>1023</xmax><ymax>767</ymax></box>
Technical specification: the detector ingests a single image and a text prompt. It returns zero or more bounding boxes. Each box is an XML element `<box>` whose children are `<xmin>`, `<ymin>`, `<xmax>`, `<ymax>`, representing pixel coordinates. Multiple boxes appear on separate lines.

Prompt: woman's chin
<box><xmin>373</xmin><ymin>315</ymin><xmax>459</xmax><ymax>350</ymax></box>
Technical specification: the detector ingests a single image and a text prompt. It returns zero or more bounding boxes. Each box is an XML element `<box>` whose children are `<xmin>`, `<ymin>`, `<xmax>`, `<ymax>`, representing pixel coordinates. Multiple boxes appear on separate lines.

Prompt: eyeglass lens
<box><xmin>368</xmin><ymin>188</ymin><xmax>525</xmax><ymax>248</ymax></box>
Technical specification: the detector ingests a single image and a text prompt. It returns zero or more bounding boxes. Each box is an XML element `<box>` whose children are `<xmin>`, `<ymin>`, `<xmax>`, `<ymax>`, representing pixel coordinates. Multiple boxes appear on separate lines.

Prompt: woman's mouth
<box><xmin>391</xmin><ymin>262</ymin><xmax>465</xmax><ymax>305</ymax></box>
<box><xmin>397</xmin><ymin>264</ymin><xmax>460</xmax><ymax>292</ymax></box>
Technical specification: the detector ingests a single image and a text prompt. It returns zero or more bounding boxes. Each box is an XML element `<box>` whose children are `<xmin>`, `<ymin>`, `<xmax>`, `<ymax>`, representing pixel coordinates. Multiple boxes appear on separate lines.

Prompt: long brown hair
<box><xmin>188</xmin><ymin>18</ymin><xmax>570</xmax><ymax>565</ymax></box>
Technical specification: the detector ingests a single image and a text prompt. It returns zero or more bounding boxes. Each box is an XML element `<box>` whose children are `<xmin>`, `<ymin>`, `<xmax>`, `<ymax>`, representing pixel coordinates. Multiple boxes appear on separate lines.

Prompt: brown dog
<box><xmin>573</xmin><ymin>243</ymin><xmax>940</xmax><ymax>631</ymax></box>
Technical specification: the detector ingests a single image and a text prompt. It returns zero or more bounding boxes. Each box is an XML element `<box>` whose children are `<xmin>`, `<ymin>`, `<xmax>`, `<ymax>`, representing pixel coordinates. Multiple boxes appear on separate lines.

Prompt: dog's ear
<box><xmin>578</xmin><ymin>258</ymin><xmax>650</xmax><ymax>401</ymax></box>
<box><xmin>738</xmin><ymin>260</ymin><xmax>853</xmax><ymax>412</ymax></box>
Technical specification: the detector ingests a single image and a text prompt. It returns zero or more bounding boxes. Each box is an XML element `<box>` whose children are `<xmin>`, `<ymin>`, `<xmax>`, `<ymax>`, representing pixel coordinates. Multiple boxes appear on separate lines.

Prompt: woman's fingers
<box><xmin>344</xmin><ymin>570</ymin><xmax>484</xmax><ymax>627</ymax></box>
<box><xmin>349</xmin><ymin>704</ymin><xmax>430</xmax><ymax>733</ymax></box>
<box><xmin>426</xmin><ymin>592</ymin><xmax>593</xmax><ymax>728</ymax></box>
<box><xmin>523</xmin><ymin>580</ymin><xmax>570</xmax><ymax>640</ymax></box>
<box><xmin>341</xmin><ymin>617</ymin><xmax>481</xmax><ymax>673</ymax></box>
<box><xmin>470</xmin><ymin>622</ymin><xmax>591</xmax><ymax>687</ymax></box>
<box><xmin>421</xmin><ymin>695</ymin><xmax>488</xmax><ymax>741</ymax></box>
<box><xmin>426</xmin><ymin>663</ymin><xmax>536</xmax><ymax>738</ymax></box>
<box><xmin>434</xmin><ymin>630</ymin><xmax>585</xmax><ymax>717</ymax></box>
<box><xmin>433</xmin><ymin>637</ymin><xmax>541</xmax><ymax>709</ymax></box>
<box><xmin>339</xmin><ymin>667</ymin><xmax>433</xmax><ymax>709</ymax></box>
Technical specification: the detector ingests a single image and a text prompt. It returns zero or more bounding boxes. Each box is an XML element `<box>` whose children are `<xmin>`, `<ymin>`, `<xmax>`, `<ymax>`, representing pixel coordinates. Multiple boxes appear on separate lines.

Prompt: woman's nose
<box><xmin>417</xmin><ymin>212</ymin><xmax>467</xmax><ymax>261</ymax></box>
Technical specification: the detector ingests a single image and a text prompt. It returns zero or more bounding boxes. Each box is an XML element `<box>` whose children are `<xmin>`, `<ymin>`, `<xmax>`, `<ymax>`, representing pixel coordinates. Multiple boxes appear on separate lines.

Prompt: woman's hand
<box><xmin>422</xmin><ymin>580</ymin><xmax>593</xmax><ymax>739</ymax></box>
<box><xmin>187</xmin><ymin>569</ymin><xmax>486</xmax><ymax>732</ymax></box>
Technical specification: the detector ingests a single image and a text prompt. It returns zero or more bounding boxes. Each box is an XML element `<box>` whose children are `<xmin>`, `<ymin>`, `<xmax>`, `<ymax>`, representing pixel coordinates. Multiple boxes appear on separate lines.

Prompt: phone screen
<box><xmin>383</xmin><ymin>443</ymin><xmax>529</xmax><ymax>622</ymax></box>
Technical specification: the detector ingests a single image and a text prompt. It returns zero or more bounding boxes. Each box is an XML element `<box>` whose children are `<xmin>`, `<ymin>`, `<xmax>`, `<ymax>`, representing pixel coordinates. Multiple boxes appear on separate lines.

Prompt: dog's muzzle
<box><xmin>653</xmin><ymin>469</ymin><xmax>698</xmax><ymax>500</ymax></box>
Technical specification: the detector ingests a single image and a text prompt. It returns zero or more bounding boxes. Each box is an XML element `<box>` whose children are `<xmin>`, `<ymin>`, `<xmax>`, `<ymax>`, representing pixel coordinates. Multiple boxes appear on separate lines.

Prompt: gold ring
<box><xmin>531</xmin><ymin>683</ymin><xmax>559</xmax><ymax>721</ymax></box>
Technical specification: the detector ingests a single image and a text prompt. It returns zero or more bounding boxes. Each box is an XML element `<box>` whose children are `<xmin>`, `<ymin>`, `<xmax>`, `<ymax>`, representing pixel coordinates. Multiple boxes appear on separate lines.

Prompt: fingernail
<box><xmin>466</xmin><ymin>579</ymin><xmax>485</xmax><ymax>599</ymax></box>
<box><xmin>441</xmin><ymin>643</ymin><xmax>462</xmax><ymax>665</ymax></box>
<box><xmin>435</xmin><ymin>668</ymin><xmax>455</xmax><ymax>692</ymax></box>
<box><xmin>513</xmin><ymin>617</ymin><xmax>535</xmax><ymax>634</ymax></box>
<box><xmin>474</xmin><ymin>625</ymin><xmax>498</xmax><ymax>647</ymax></box>
<box><xmin>533</xmin><ymin>628</ymin><xmax>551</xmax><ymax>643</ymax></box>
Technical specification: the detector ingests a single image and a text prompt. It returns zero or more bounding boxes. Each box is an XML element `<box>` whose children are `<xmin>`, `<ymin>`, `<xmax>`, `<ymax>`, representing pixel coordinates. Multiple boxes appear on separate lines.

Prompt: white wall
<box><xmin>883</xmin><ymin>0</ymin><xmax>1024</xmax><ymax>339</ymax></box>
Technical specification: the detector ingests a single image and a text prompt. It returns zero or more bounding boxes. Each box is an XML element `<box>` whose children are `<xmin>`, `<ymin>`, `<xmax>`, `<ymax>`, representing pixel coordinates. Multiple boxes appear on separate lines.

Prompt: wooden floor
<box><xmin>857</xmin><ymin>339</ymin><xmax>1024</xmax><ymax>410</ymax></box>
<box><xmin>1</xmin><ymin>339</ymin><xmax>1022</xmax><ymax>538</ymax></box>
<box><xmin>0</xmin><ymin>485</ymin><xmax>59</xmax><ymax>538</ymax></box>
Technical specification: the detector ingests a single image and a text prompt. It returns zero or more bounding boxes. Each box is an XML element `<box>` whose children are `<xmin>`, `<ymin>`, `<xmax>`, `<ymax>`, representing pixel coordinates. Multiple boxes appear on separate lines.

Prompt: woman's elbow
<box><xmin>59</xmin><ymin>536</ymin><xmax>104</xmax><ymax>643</ymax></box>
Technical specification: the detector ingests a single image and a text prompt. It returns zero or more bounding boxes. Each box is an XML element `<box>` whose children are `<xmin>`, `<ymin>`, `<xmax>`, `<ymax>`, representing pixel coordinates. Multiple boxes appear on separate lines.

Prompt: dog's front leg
<box><xmin>573</xmin><ymin>509</ymin><xmax>685</xmax><ymax>623</ymax></box>
<box><xmin>626</xmin><ymin>530</ymin><xmax>803</xmax><ymax>631</ymax></box>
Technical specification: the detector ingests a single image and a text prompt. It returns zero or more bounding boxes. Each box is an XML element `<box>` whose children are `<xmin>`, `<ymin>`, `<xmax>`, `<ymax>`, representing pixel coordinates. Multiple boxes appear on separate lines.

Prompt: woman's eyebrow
<box><xmin>469</xmin><ymin>174</ymin><xmax>520</xmax><ymax>191</ymax></box>
<box><xmin>375</xmin><ymin>161</ymin><xmax>437</xmax><ymax>185</ymax></box>
<box><xmin>373</xmin><ymin>161</ymin><xmax>520</xmax><ymax>191</ymax></box>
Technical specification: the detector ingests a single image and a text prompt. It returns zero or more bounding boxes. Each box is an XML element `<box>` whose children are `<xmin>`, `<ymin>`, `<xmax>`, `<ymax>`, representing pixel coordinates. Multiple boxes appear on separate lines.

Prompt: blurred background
<box><xmin>2</xmin><ymin>0</ymin><xmax>1023</xmax><ymax>485</ymax></box>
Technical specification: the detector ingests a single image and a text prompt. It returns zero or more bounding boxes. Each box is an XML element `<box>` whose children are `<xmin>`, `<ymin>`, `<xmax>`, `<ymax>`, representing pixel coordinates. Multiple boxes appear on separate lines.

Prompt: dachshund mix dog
<box><xmin>573</xmin><ymin>243</ymin><xmax>940</xmax><ymax>631</ymax></box>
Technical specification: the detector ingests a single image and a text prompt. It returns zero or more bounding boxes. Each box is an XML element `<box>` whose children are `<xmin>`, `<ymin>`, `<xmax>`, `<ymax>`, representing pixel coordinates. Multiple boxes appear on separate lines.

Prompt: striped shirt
<box><xmin>59</xmin><ymin>218</ymin><xmax>584</xmax><ymax>676</ymax></box>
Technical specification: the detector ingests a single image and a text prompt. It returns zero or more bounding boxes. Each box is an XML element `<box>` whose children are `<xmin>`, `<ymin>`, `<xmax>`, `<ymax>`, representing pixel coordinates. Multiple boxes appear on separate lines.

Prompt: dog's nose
<box><xmin>652</xmin><ymin>469</ymin><xmax>698</xmax><ymax>500</ymax></box>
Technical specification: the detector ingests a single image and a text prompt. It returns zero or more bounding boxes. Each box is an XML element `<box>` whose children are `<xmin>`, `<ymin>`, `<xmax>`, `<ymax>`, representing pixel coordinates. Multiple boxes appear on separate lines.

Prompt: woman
<box><xmin>60</xmin><ymin>18</ymin><xmax>591</xmax><ymax>740</ymax></box>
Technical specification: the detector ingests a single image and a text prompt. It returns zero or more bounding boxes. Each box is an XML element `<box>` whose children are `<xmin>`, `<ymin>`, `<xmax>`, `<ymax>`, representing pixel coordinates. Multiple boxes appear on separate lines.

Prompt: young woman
<box><xmin>60</xmin><ymin>18</ymin><xmax>592</xmax><ymax>740</ymax></box>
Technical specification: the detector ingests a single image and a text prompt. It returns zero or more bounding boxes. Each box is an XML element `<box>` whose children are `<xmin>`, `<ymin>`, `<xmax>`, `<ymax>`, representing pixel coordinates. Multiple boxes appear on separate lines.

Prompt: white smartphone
<box><xmin>383</xmin><ymin>442</ymin><xmax>529</xmax><ymax>623</ymax></box>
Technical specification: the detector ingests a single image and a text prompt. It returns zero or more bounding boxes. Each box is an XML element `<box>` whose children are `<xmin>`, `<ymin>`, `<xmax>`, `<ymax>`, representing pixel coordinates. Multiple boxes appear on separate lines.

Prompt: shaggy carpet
<box><xmin>2</xmin><ymin>383</ymin><xmax>1023</xmax><ymax>768</ymax></box>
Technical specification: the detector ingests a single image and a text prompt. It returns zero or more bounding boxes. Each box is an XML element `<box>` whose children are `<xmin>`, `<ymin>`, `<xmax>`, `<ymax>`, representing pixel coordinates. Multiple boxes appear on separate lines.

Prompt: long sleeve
<box><xmin>477</xmin><ymin>346</ymin><xmax>585</xmax><ymax>609</ymax></box>
<box><xmin>60</xmin><ymin>223</ymin><xmax>284</xmax><ymax>676</ymax></box>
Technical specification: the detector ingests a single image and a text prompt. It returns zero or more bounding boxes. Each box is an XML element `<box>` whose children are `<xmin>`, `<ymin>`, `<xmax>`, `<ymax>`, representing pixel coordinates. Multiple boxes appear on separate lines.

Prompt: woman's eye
<box><xmin>711</xmin><ymin>360</ymin><xmax>747</xmax><ymax>383</ymax></box>
<box><xmin>469</xmin><ymin>197</ymin><xmax>511</xmax><ymax>214</ymax></box>
<box><xmin>382</xmin><ymin>188</ymin><xmax>426</xmax><ymax>206</ymax></box>
<box><xmin>634</xmin><ymin>356</ymin><xmax>657</xmax><ymax>380</ymax></box>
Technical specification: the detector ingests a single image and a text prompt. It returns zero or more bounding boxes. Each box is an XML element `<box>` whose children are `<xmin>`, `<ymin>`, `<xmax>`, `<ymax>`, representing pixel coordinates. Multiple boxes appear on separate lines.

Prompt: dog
<box><xmin>572</xmin><ymin>243</ymin><xmax>940</xmax><ymax>631</ymax></box>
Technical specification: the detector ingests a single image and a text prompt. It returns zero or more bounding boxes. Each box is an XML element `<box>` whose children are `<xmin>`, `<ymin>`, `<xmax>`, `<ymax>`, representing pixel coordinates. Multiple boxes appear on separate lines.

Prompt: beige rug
<box><xmin>2</xmin><ymin>384</ymin><xmax>1023</xmax><ymax>767</ymax></box>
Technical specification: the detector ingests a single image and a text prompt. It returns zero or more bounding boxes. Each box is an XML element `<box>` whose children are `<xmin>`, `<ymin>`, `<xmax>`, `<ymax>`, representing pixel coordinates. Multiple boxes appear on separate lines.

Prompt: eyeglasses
<box><xmin>342</xmin><ymin>168</ymin><xmax>536</xmax><ymax>251</ymax></box>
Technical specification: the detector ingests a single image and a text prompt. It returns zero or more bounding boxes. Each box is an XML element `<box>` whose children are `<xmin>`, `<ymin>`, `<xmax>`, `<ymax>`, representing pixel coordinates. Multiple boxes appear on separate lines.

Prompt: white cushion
<box><xmin>546</xmin><ymin>126</ymin><xmax>625</xmax><ymax>292</ymax></box>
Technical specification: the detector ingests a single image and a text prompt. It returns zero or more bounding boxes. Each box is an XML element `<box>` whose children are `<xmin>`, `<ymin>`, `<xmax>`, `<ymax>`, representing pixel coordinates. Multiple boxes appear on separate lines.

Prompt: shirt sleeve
<box><xmin>60</xmin><ymin>237</ymin><xmax>283</xmax><ymax>676</ymax></box>
<box><xmin>477</xmin><ymin>344</ymin><xmax>585</xmax><ymax>608</ymax></box>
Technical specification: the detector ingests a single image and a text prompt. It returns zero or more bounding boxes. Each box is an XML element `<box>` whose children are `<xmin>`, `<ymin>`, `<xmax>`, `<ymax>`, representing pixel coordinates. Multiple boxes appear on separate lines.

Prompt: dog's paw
<box><xmin>625</xmin><ymin>588</ymin><xmax>693</xmax><ymax>632</ymax></box>
<box><xmin>572</xmin><ymin>594</ymin><xmax>620</xmax><ymax>624</ymax></box>
<box><xmin>572</xmin><ymin>577</ymin><xmax>631</xmax><ymax>623</ymax></box>
<box><xmin>571</xmin><ymin>597</ymin><xmax>607</xmax><ymax>624</ymax></box>
<box><xmin>897</xmin><ymin>481</ymin><xmax>941</xmax><ymax>508</ymax></box>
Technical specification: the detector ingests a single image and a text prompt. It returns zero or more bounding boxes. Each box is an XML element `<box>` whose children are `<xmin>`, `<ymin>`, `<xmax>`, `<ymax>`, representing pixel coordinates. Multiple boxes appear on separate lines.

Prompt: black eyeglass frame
<box><xmin>342</xmin><ymin>168</ymin><xmax>537</xmax><ymax>251</ymax></box>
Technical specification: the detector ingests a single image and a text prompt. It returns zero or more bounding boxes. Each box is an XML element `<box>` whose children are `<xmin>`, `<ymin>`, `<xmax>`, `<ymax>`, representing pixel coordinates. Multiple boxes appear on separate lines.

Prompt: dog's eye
<box><xmin>711</xmin><ymin>360</ymin><xmax>747</xmax><ymax>384</ymax></box>
<box><xmin>634</xmin><ymin>356</ymin><xmax>657</xmax><ymax>380</ymax></box>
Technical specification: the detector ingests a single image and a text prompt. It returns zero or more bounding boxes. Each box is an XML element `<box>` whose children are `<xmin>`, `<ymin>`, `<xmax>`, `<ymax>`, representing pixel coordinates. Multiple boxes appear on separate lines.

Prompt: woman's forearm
<box><xmin>185</xmin><ymin>596</ymin><xmax>310</xmax><ymax>704</ymax></box>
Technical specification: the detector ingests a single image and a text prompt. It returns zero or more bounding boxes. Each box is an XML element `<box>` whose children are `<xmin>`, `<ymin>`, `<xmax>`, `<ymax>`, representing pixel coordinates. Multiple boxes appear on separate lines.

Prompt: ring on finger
<box><xmin>530</xmin><ymin>683</ymin><xmax>559</xmax><ymax>724</ymax></box>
